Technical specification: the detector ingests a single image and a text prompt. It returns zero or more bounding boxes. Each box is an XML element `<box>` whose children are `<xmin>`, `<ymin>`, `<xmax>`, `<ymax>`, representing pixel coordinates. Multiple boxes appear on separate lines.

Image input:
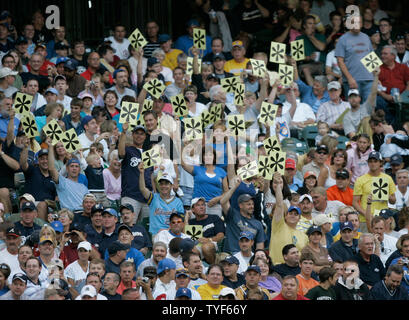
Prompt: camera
<box><xmin>401</xmin><ymin>257</ymin><xmax>409</xmax><ymax>266</ymax></box>
<box><xmin>142</xmin><ymin>277</ymin><xmax>150</xmax><ymax>283</ymax></box>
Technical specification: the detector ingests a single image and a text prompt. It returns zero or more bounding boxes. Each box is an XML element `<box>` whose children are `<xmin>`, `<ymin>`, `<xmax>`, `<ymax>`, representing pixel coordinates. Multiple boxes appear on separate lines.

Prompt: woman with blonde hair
<box><xmin>39</xmin><ymin>225</ymin><xmax>59</xmax><ymax>258</ymax></box>
<box><xmin>58</xmin><ymin>208</ymin><xmax>74</xmax><ymax>234</ymax></box>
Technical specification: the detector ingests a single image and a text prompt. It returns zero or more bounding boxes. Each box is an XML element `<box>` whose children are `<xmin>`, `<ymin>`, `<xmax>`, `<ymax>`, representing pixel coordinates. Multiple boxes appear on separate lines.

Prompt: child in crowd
<box><xmin>315</xmin><ymin>121</ymin><xmax>338</xmax><ymax>146</ymax></box>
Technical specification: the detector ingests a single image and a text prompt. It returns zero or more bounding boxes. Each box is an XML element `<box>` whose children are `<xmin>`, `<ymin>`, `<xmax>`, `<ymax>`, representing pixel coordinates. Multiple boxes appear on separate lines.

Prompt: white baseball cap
<box><xmin>80</xmin><ymin>285</ymin><xmax>97</xmax><ymax>298</ymax></box>
<box><xmin>191</xmin><ymin>197</ymin><xmax>206</xmax><ymax>208</ymax></box>
<box><xmin>299</xmin><ymin>194</ymin><xmax>313</xmax><ymax>203</ymax></box>
<box><xmin>327</xmin><ymin>81</ymin><xmax>341</xmax><ymax>90</ymax></box>
<box><xmin>77</xmin><ymin>241</ymin><xmax>92</xmax><ymax>251</ymax></box>
<box><xmin>0</xmin><ymin>67</ymin><xmax>18</xmax><ymax>78</ymax></box>
<box><xmin>219</xmin><ymin>287</ymin><xmax>236</xmax><ymax>298</ymax></box>
<box><xmin>348</xmin><ymin>89</ymin><xmax>360</xmax><ymax>97</ymax></box>
<box><xmin>158</xmin><ymin>173</ymin><xmax>174</xmax><ymax>184</ymax></box>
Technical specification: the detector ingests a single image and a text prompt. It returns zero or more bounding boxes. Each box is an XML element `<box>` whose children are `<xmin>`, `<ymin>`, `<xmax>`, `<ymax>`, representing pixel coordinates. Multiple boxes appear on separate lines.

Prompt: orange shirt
<box><xmin>116</xmin><ymin>280</ymin><xmax>136</xmax><ymax>295</ymax></box>
<box><xmin>326</xmin><ymin>185</ymin><xmax>354</xmax><ymax>206</ymax></box>
<box><xmin>296</xmin><ymin>274</ymin><xmax>319</xmax><ymax>296</ymax></box>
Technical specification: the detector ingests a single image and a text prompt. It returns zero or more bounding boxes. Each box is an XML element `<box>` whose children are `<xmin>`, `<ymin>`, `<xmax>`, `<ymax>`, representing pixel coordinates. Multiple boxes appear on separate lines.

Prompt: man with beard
<box><xmin>63</xmin><ymin>59</ymin><xmax>86</xmax><ymax>98</ymax></box>
<box><xmin>136</xmin><ymin>241</ymin><xmax>167</xmax><ymax>277</ymax></box>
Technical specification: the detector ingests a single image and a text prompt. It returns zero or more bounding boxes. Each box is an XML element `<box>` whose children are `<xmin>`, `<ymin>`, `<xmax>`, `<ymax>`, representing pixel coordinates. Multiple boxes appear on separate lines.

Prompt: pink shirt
<box><xmin>103</xmin><ymin>168</ymin><xmax>121</xmax><ymax>200</ymax></box>
<box><xmin>346</xmin><ymin>143</ymin><xmax>373</xmax><ymax>186</ymax></box>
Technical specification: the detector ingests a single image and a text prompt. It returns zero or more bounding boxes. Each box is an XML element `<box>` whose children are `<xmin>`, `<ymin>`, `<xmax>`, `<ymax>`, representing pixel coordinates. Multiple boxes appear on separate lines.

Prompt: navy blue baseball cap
<box><xmin>147</xmin><ymin>57</ymin><xmax>160</xmax><ymax>67</ymax></box>
<box><xmin>64</xmin><ymin>59</ymin><xmax>78</xmax><ymax>71</ymax></box>
<box><xmin>175</xmin><ymin>287</ymin><xmax>192</xmax><ymax>299</ymax></box>
<box><xmin>15</xmin><ymin>36</ymin><xmax>28</xmax><ymax>45</ymax></box>
<box><xmin>81</xmin><ymin>115</ymin><xmax>94</xmax><ymax>127</ymax></box>
<box><xmin>340</xmin><ymin>221</ymin><xmax>354</xmax><ymax>232</ymax></box>
<box><xmin>108</xmin><ymin>240</ymin><xmax>130</xmax><ymax>255</ymax></box>
<box><xmin>158</xmin><ymin>34</ymin><xmax>171</xmax><ymax>43</ymax></box>
<box><xmin>307</xmin><ymin>225</ymin><xmax>322</xmax><ymax>236</ymax></box>
<box><xmin>222</xmin><ymin>255</ymin><xmax>240</xmax><ymax>265</ymax></box>
<box><xmin>246</xmin><ymin>265</ymin><xmax>261</xmax><ymax>274</ymax></box>
<box><xmin>21</xmin><ymin>201</ymin><xmax>36</xmax><ymax>211</ymax></box>
<box><xmin>379</xmin><ymin>208</ymin><xmax>396</xmax><ymax>219</ymax></box>
<box><xmin>186</xmin><ymin>19</ymin><xmax>200</xmax><ymax>27</ymax></box>
<box><xmin>102</xmin><ymin>208</ymin><xmax>119</xmax><ymax>217</ymax></box>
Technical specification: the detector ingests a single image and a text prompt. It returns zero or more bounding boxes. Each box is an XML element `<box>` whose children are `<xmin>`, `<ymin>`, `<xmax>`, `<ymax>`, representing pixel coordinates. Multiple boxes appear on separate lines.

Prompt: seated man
<box><xmin>153</xmin><ymin>212</ymin><xmax>190</xmax><ymax>246</ymax></box>
<box><xmin>328</xmin><ymin>222</ymin><xmax>359</xmax><ymax>262</ymax></box>
<box><xmin>235</xmin><ymin>265</ymin><xmax>272</xmax><ymax>300</ymax></box>
<box><xmin>326</xmin><ymin>169</ymin><xmax>354</xmax><ymax>206</ymax></box>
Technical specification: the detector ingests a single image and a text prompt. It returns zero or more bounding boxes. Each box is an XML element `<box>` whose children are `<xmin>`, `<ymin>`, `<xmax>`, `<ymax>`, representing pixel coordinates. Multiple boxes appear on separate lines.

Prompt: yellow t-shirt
<box><xmin>196</xmin><ymin>283</ymin><xmax>226</xmax><ymax>300</ymax></box>
<box><xmin>353</xmin><ymin>173</ymin><xmax>396</xmax><ymax>222</ymax></box>
<box><xmin>224</xmin><ymin>58</ymin><xmax>250</xmax><ymax>76</ymax></box>
<box><xmin>163</xmin><ymin>49</ymin><xmax>183</xmax><ymax>70</ymax></box>
<box><xmin>269</xmin><ymin>215</ymin><xmax>309</xmax><ymax>265</ymax></box>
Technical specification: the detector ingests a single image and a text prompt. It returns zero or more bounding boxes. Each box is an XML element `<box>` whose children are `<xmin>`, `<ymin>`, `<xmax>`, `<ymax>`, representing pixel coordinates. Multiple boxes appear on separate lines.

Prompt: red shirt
<box><xmin>81</xmin><ymin>67</ymin><xmax>114</xmax><ymax>85</ymax></box>
<box><xmin>27</xmin><ymin>60</ymin><xmax>56</xmax><ymax>77</ymax></box>
<box><xmin>379</xmin><ymin>62</ymin><xmax>409</xmax><ymax>94</ymax></box>
<box><xmin>116</xmin><ymin>280</ymin><xmax>137</xmax><ymax>295</ymax></box>
<box><xmin>326</xmin><ymin>185</ymin><xmax>354</xmax><ymax>206</ymax></box>
<box><xmin>273</xmin><ymin>293</ymin><xmax>310</xmax><ymax>300</ymax></box>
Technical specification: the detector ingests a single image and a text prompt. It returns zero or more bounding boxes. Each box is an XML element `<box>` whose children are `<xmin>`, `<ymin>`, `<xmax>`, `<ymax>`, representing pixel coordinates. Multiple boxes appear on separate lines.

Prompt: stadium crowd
<box><xmin>1</xmin><ymin>0</ymin><xmax>409</xmax><ymax>301</ymax></box>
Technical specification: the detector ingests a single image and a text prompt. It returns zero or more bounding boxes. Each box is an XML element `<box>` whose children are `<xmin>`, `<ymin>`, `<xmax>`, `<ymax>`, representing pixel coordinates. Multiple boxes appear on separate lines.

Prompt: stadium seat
<box><xmin>281</xmin><ymin>138</ymin><xmax>309</xmax><ymax>155</ymax></box>
<box><xmin>337</xmin><ymin>135</ymin><xmax>350</xmax><ymax>150</ymax></box>
<box><xmin>301</xmin><ymin>125</ymin><xmax>318</xmax><ymax>147</ymax></box>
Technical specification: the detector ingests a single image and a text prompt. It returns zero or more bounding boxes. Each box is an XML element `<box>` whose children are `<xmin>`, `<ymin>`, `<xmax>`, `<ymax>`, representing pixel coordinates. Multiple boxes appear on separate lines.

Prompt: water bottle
<box><xmin>391</xmin><ymin>88</ymin><xmax>400</xmax><ymax>103</ymax></box>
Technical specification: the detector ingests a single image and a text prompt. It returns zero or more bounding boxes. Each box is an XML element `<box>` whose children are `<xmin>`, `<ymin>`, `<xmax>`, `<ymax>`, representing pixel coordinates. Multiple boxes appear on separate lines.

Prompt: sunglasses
<box><xmin>317</xmin><ymin>151</ymin><xmax>328</xmax><ymax>155</ymax></box>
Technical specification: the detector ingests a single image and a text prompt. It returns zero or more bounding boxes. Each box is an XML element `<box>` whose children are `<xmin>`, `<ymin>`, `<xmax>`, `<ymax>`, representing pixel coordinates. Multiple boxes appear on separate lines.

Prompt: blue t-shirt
<box><xmin>55</xmin><ymin>174</ymin><xmax>89</xmax><ymax>211</ymax></box>
<box><xmin>295</xmin><ymin>79</ymin><xmax>330</xmax><ymax>113</ymax></box>
<box><xmin>147</xmin><ymin>193</ymin><xmax>184</xmax><ymax>235</ymax></box>
<box><xmin>213</xmin><ymin>143</ymin><xmax>228</xmax><ymax>171</ymax></box>
<box><xmin>335</xmin><ymin>31</ymin><xmax>374</xmax><ymax>82</ymax></box>
<box><xmin>0</xmin><ymin>115</ymin><xmax>19</xmax><ymax>139</ymax></box>
<box><xmin>192</xmin><ymin>166</ymin><xmax>226</xmax><ymax>202</ymax></box>
<box><xmin>120</xmin><ymin>146</ymin><xmax>153</xmax><ymax>202</ymax></box>
<box><xmin>174</xmin><ymin>35</ymin><xmax>212</xmax><ymax>56</ymax></box>
<box><xmin>223</xmin><ymin>206</ymin><xmax>265</xmax><ymax>254</ymax></box>
<box><xmin>104</xmin><ymin>247</ymin><xmax>145</xmax><ymax>271</ymax></box>
<box><xmin>23</xmin><ymin>164</ymin><xmax>57</xmax><ymax>201</ymax></box>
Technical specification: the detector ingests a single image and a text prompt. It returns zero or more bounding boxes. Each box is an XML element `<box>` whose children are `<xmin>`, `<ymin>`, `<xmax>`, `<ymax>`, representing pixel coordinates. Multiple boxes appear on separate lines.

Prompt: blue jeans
<box><xmin>180</xmin><ymin>186</ymin><xmax>193</xmax><ymax>207</ymax></box>
<box><xmin>343</xmin><ymin>80</ymin><xmax>373</xmax><ymax>103</ymax></box>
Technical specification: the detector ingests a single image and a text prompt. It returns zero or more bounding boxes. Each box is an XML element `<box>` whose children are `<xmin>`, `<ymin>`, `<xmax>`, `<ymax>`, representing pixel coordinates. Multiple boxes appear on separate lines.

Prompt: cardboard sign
<box><xmin>186</xmin><ymin>57</ymin><xmax>202</xmax><ymax>76</ymax></box>
<box><xmin>119</xmin><ymin>102</ymin><xmax>139</xmax><ymax>125</ymax></box>
<box><xmin>143</xmin><ymin>78</ymin><xmax>166</xmax><ymax>99</ymax></box>
<box><xmin>184</xmin><ymin>116</ymin><xmax>203</xmax><ymax>141</ymax></box>
<box><xmin>43</xmin><ymin>119</ymin><xmax>64</xmax><ymax>145</ymax></box>
<box><xmin>371</xmin><ymin>177</ymin><xmax>389</xmax><ymax>201</ymax></box>
<box><xmin>142</xmin><ymin>100</ymin><xmax>153</xmax><ymax>114</ymax></box>
<box><xmin>171</xmin><ymin>94</ymin><xmax>189</xmax><ymax>117</ymax></box>
<box><xmin>142</xmin><ymin>146</ymin><xmax>161</xmax><ymax>169</ymax></box>
<box><xmin>270</xmin><ymin>42</ymin><xmax>286</xmax><ymax>64</ymax></box>
<box><xmin>129</xmin><ymin>28</ymin><xmax>148</xmax><ymax>49</ymax></box>
<box><xmin>290</xmin><ymin>39</ymin><xmax>305</xmax><ymax>61</ymax></box>
<box><xmin>185</xmin><ymin>225</ymin><xmax>203</xmax><ymax>241</ymax></box>
<box><xmin>278</xmin><ymin>64</ymin><xmax>294</xmax><ymax>87</ymax></box>
<box><xmin>227</xmin><ymin>114</ymin><xmax>246</xmax><ymax>137</ymax></box>
<box><xmin>21</xmin><ymin>113</ymin><xmax>39</xmax><ymax>138</ymax></box>
<box><xmin>220</xmin><ymin>76</ymin><xmax>240</xmax><ymax>93</ymax></box>
<box><xmin>234</xmin><ymin>83</ymin><xmax>245</xmax><ymax>106</ymax></box>
<box><xmin>361</xmin><ymin>51</ymin><xmax>382</xmax><ymax>73</ymax></box>
<box><xmin>61</xmin><ymin>128</ymin><xmax>82</xmax><ymax>153</ymax></box>
<box><xmin>237</xmin><ymin>160</ymin><xmax>259</xmax><ymax>180</ymax></box>
<box><xmin>258</xmin><ymin>155</ymin><xmax>273</xmax><ymax>180</ymax></box>
<box><xmin>263</xmin><ymin>136</ymin><xmax>281</xmax><ymax>155</ymax></box>
<box><xmin>250</xmin><ymin>58</ymin><xmax>266</xmax><ymax>78</ymax></box>
<box><xmin>259</xmin><ymin>102</ymin><xmax>278</xmax><ymax>126</ymax></box>
<box><xmin>269</xmin><ymin>151</ymin><xmax>286</xmax><ymax>175</ymax></box>
<box><xmin>14</xmin><ymin>92</ymin><xmax>33</xmax><ymax>115</ymax></box>
<box><xmin>193</xmin><ymin>28</ymin><xmax>206</xmax><ymax>50</ymax></box>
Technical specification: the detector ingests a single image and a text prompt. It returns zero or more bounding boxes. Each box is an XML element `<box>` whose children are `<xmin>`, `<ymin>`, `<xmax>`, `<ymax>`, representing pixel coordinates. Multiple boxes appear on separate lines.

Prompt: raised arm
<box><xmin>138</xmin><ymin>162</ymin><xmax>153</xmax><ymax>201</ymax></box>
<box><xmin>272</xmin><ymin>172</ymin><xmax>285</xmax><ymax>223</ymax></box>
<box><xmin>6</xmin><ymin>109</ymin><xmax>16</xmax><ymax>148</ymax></box>
<box><xmin>366</xmin><ymin>68</ymin><xmax>380</xmax><ymax>109</ymax></box>
<box><xmin>220</xmin><ymin>176</ymin><xmax>242</xmax><ymax>215</ymax></box>
<box><xmin>180</xmin><ymin>142</ymin><xmax>195</xmax><ymax>174</ymax></box>
<box><xmin>254</xmin><ymin>75</ymin><xmax>269</xmax><ymax>112</ymax></box>
<box><xmin>46</xmin><ymin>138</ymin><xmax>59</xmax><ymax>184</ymax></box>
<box><xmin>118</xmin><ymin>122</ymin><xmax>128</xmax><ymax>159</ymax></box>
<box><xmin>19</xmin><ymin>139</ymin><xmax>30</xmax><ymax>172</ymax></box>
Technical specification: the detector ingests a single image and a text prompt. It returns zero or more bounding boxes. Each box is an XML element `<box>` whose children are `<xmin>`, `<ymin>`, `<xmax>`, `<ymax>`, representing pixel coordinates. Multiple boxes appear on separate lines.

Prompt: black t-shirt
<box><xmin>235</xmin><ymin>3</ymin><xmax>265</xmax><ymax>34</ymax></box>
<box><xmin>23</xmin><ymin>165</ymin><xmax>57</xmax><ymax>201</ymax></box>
<box><xmin>353</xmin><ymin>253</ymin><xmax>386</xmax><ymax>287</ymax></box>
<box><xmin>130</xmin><ymin>224</ymin><xmax>152</xmax><ymax>250</ymax></box>
<box><xmin>222</xmin><ymin>273</ymin><xmax>246</xmax><ymax>289</ymax></box>
<box><xmin>101</xmin><ymin>290</ymin><xmax>122</xmax><ymax>300</ymax></box>
<box><xmin>72</xmin><ymin>212</ymin><xmax>92</xmax><ymax>231</ymax></box>
<box><xmin>188</xmin><ymin>215</ymin><xmax>225</xmax><ymax>239</ymax></box>
<box><xmin>143</xmin><ymin>132</ymin><xmax>178</xmax><ymax>161</ymax></box>
<box><xmin>273</xmin><ymin>263</ymin><xmax>319</xmax><ymax>281</ymax></box>
<box><xmin>14</xmin><ymin>221</ymin><xmax>41</xmax><ymax>238</ymax></box>
<box><xmin>84</xmin><ymin>166</ymin><xmax>104</xmax><ymax>190</ymax></box>
<box><xmin>0</xmin><ymin>154</ymin><xmax>16</xmax><ymax>189</ymax></box>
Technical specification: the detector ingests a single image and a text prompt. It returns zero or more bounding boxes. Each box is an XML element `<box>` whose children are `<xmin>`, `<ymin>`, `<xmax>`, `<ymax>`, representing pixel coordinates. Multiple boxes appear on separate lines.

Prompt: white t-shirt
<box><xmin>77</xmin><ymin>133</ymin><xmax>109</xmax><ymax>160</ymax></box>
<box><xmin>64</xmin><ymin>260</ymin><xmax>89</xmax><ymax>288</ymax></box>
<box><xmin>153</xmin><ymin>230</ymin><xmax>190</xmax><ymax>247</ymax></box>
<box><xmin>57</xmin><ymin>95</ymin><xmax>73</xmax><ymax>112</ymax></box>
<box><xmin>379</xmin><ymin>234</ymin><xmax>398</xmax><ymax>266</ymax></box>
<box><xmin>189</xmin><ymin>102</ymin><xmax>207</xmax><ymax>117</ymax></box>
<box><xmin>160</xmin><ymin>66</ymin><xmax>174</xmax><ymax>84</ymax></box>
<box><xmin>152</xmin><ymin>278</ymin><xmax>176</xmax><ymax>300</ymax></box>
<box><xmin>75</xmin><ymin>293</ymin><xmax>108</xmax><ymax>300</ymax></box>
<box><xmin>325</xmin><ymin>50</ymin><xmax>341</xmax><ymax>75</ymax></box>
<box><xmin>0</xmin><ymin>248</ymin><xmax>19</xmax><ymax>273</ymax></box>
<box><xmin>282</xmin><ymin>100</ymin><xmax>316</xmax><ymax>124</ymax></box>
<box><xmin>233</xmin><ymin>251</ymin><xmax>253</xmax><ymax>275</ymax></box>
<box><xmin>390</xmin><ymin>187</ymin><xmax>409</xmax><ymax>211</ymax></box>
<box><xmin>105</xmin><ymin>36</ymin><xmax>131</xmax><ymax>60</ymax></box>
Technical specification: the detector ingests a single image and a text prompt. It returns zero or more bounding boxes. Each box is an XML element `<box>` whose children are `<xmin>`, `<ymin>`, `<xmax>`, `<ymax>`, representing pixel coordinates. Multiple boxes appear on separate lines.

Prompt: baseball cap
<box><xmin>313</xmin><ymin>214</ymin><xmax>334</xmax><ymax>226</ymax></box>
<box><xmin>379</xmin><ymin>208</ymin><xmax>396</xmax><ymax>219</ymax></box>
<box><xmin>390</xmin><ymin>154</ymin><xmax>403</xmax><ymax>165</ymax></box>
<box><xmin>157</xmin><ymin>258</ymin><xmax>177</xmax><ymax>274</ymax></box>
<box><xmin>118</xmin><ymin>224</ymin><xmax>133</xmax><ymax>234</ymax></box>
<box><xmin>222</xmin><ymin>255</ymin><xmax>240</xmax><ymax>265</ymax></box>
<box><xmin>288</xmin><ymin>206</ymin><xmax>301</xmax><ymax>215</ymax></box>
<box><xmin>175</xmin><ymin>287</ymin><xmax>192</xmax><ymax>299</ymax></box>
<box><xmin>299</xmin><ymin>194</ymin><xmax>313</xmax><ymax>203</ymax></box>
<box><xmin>18</xmin><ymin>193</ymin><xmax>35</xmax><ymax>203</ymax></box>
<box><xmin>147</xmin><ymin>57</ymin><xmax>160</xmax><ymax>67</ymax></box>
<box><xmin>191</xmin><ymin>197</ymin><xmax>205</xmax><ymax>208</ymax></box>
<box><xmin>232</xmin><ymin>40</ymin><xmax>244</xmax><ymax>48</ymax></box>
<box><xmin>0</xmin><ymin>67</ymin><xmax>18</xmax><ymax>78</ymax></box>
<box><xmin>45</xmin><ymin>87</ymin><xmax>58</xmax><ymax>95</ymax></box>
<box><xmin>64</xmin><ymin>59</ymin><xmax>78</xmax><ymax>71</ymax></box>
<box><xmin>186</xmin><ymin>19</ymin><xmax>200</xmax><ymax>27</ymax></box>
<box><xmin>206</xmin><ymin>73</ymin><xmax>219</xmax><ymax>81</ymax></box>
<box><xmin>175</xmin><ymin>268</ymin><xmax>190</xmax><ymax>278</ymax></box>
<box><xmin>21</xmin><ymin>201</ymin><xmax>36</xmax><ymax>211</ymax></box>
<box><xmin>170</xmin><ymin>212</ymin><xmax>185</xmax><ymax>221</ymax></box>
<box><xmin>108</xmin><ymin>240</ymin><xmax>130</xmax><ymax>255</ymax></box>
<box><xmin>67</xmin><ymin>158</ymin><xmax>81</xmax><ymax>166</ymax></box>
<box><xmin>80</xmin><ymin>285</ymin><xmax>97</xmax><ymax>298</ymax></box>
<box><xmin>158</xmin><ymin>34</ymin><xmax>171</xmax><ymax>43</ymax></box>
<box><xmin>6</xmin><ymin>227</ymin><xmax>21</xmax><ymax>238</ymax></box>
<box><xmin>348</xmin><ymin>89</ymin><xmax>360</xmax><ymax>97</ymax></box>
<box><xmin>49</xmin><ymin>258</ymin><xmax>64</xmax><ymax>269</ymax></box>
<box><xmin>91</xmin><ymin>203</ymin><xmax>105</xmax><ymax>214</ymax></box>
<box><xmin>316</xmin><ymin>145</ymin><xmax>329</xmax><ymax>154</ymax></box>
<box><xmin>219</xmin><ymin>287</ymin><xmax>236</xmax><ymax>298</ymax></box>
<box><xmin>69</xmin><ymin>222</ymin><xmax>83</xmax><ymax>233</ymax></box>
<box><xmin>336</xmin><ymin>169</ymin><xmax>350</xmax><ymax>179</ymax></box>
<box><xmin>213</xmin><ymin>52</ymin><xmax>226</xmax><ymax>61</ymax></box>
<box><xmin>35</xmin><ymin>42</ymin><xmax>47</xmax><ymax>50</ymax></box>
<box><xmin>285</xmin><ymin>158</ymin><xmax>296</xmax><ymax>169</ymax></box>
<box><xmin>12</xmin><ymin>273</ymin><xmax>28</xmax><ymax>284</ymax></box>
<box><xmin>39</xmin><ymin>235</ymin><xmax>54</xmax><ymax>245</ymax></box>
<box><xmin>306</xmin><ymin>225</ymin><xmax>322</xmax><ymax>236</ymax></box>
<box><xmin>102</xmin><ymin>208</ymin><xmax>119</xmax><ymax>217</ymax></box>
<box><xmin>119</xmin><ymin>203</ymin><xmax>134</xmax><ymax>213</ymax></box>
<box><xmin>50</xmin><ymin>221</ymin><xmax>64</xmax><ymax>233</ymax></box>
<box><xmin>246</xmin><ymin>265</ymin><xmax>261</xmax><ymax>274</ymax></box>
<box><xmin>368</xmin><ymin>151</ymin><xmax>382</xmax><ymax>161</ymax></box>
<box><xmin>239</xmin><ymin>231</ymin><xmax>254</xmax><ymax>240</ymax></box>
<box><xmin>80</xmin><ymin>93</ymin><xmax>93</xmax><ymax>101</ymax></box>
<box><xmin>55</xmin><ymin>41</ymin><xmax>69</xmax><ymax>50</ymax></box>
<box><xmin>237</xmin><ymin>194</ymin><xmax>254</xmax><ymax>204</ymax></box>
<box><xmin>304</xmin><ymin>171</ymin><xmax>317</xmax><ymax>179</ymax></box>
<box><xmin>54</xmin><ymin>74</ymin><xmax>66</xmax><ymax>83</ymax></box>
<box><xmin>37</xmin><ymin>149</ymin><xmax>49</xmax><ymax>158</ymax></box>
<box><xmin>81</xmin><ymin>115</ymin><xmax>94</xmax><ymax>127</ymax></box>
<box><xmin>179</xmin><ymin>238</ymin><xmax>196</xmax><ymax>254</ymax></box>
<box><xmin>77</xmin><ymin>241</ymin><xmax>92</xmax><ymax>251</ymax></box>
<box><xmin>327</xmin><ymin>81</ymin><xmax>341</xmax><ymax>90</ymax></box>
<box><xmin>56</xmin><ymin>56</ymin><xmax>69</xmax><ymax>65</ymax></box>
<box><xmin>113</xmin><ymin>68</ymin><xmax>126</xmax><ymax>79</ymax></box>
<box><xmin>15</xmin><ymin>36</ymin><xmax>28</xmax><ymax>45</ymax></box>
<box><xmin>158</xmin><ymin>173</ymin><xmax>174</xmax><ymax>184</ymax></box>
<box><xmin>340</xmin><ymin>221</ymin><xmax>354</xmax><ymax>232</ymax></box>
<box><xmin>132</xmin><ymin>125</ymin><xmax>147</xmax><ymax>133</ymax></box>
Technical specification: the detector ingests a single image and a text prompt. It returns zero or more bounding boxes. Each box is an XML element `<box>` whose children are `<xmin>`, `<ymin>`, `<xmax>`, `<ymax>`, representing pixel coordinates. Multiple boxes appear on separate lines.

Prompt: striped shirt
<box><xmin>296</xmin><ymin>215</ymin><xmax>314</xmax><ymax>233</ymax></box>
<box><xmin>316</xmin><ymin>99</ymin><xmax>351</xmax><ymax>125</ymax></box>
<box><xmin>144</xmin><ymin>41</ymin><xmax>161</xmax><ymax>58</ymax></box>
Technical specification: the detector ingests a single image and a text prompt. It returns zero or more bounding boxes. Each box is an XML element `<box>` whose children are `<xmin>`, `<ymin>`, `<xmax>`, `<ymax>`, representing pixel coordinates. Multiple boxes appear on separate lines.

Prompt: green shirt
<box><xmin>296</xmin><ymin>33</ymin><xmax>327</xmax><ymax>63</ymax></box>
<box><xmin>305</xmin><ymin>285</ymin><xmax>337</xmax><ymax>300</ymax></box>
